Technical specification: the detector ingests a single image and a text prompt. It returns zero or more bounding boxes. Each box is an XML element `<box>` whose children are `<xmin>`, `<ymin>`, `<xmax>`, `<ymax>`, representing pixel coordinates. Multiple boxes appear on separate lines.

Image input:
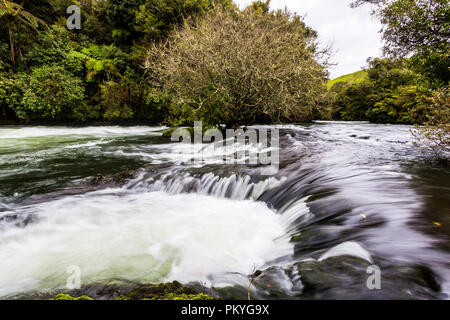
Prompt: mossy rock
<box><xmin>115</xmin><ymin>293</ymin><xmax>215</xmax><ymax>301</ymax></box>
<box><xmin>115</xmin><ymin>281</ymin><xmax>217</xmax><ymax>300</ymax></box>
<box><xmin>88</xmin><ymin>170</ymin><xmax>135</xmax><ymax>186</ymax></box>
<box><xmin>50</xmin><ymin>294</ymin><xmax>94</xmax><ymax>300</ymax></box>
<box><xmin>162</xmin><ymin>127</ymin><xmax>186</xmax><ymax>138</ymax></box>
<box><xmin>50</xmin><ymin>282</ymin><xmax>216</xmax><ymax>300</ymax></box>
<box><xmin>162</xmin><ymin>127</ymin><xmax>197</xmax><ymax>138</ymax></box>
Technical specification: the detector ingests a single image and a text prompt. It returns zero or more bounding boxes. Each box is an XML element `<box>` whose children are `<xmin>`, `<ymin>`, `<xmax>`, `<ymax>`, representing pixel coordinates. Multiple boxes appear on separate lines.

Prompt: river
<box><xmin>0</xmin><ymin>122</ymin><xmax>449</xmax><ymax>299</ymax></box>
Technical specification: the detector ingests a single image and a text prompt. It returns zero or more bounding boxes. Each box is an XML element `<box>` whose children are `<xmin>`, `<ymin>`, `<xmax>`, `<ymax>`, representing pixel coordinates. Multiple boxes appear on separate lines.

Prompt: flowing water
<box><xmin>0</xmin><ymin>122</ymin><xmax>448</xmax><ymax>300</ymax></box>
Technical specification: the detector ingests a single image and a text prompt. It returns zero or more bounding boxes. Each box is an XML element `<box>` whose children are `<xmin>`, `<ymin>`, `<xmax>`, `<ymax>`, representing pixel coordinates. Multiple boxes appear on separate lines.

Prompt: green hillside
<box><xmin>327</xmin><ymin>70</ymin><xmax>368</xmax><ymax>89</ymax></box>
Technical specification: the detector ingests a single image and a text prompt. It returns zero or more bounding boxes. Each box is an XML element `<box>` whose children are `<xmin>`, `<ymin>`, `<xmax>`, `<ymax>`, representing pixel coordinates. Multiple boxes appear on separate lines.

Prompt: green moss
<box><xmin>51</xmin><ymin>282</ymin><xmax>217</xmax><ymax>301</ymax></box>
<box><xmin>162</xmin><ymin>127</ymin><xmax>185</xmax><ymax>137</ymax></box>
<box><xmin>50</xmin><ymin>294</ymin><xmax>94</xmax><ymax>300</ymax></box>
<box><xmin>122</xmin><ymin>281</ymin><xmax>216</xmax><ymax>300</ymax></box>
<box><xmin>159</xmin><ymin>293</ymin><xmax>216</xmax><ymax>300</ymax></box>
<box><xmin>113</xmin><ymin>281</ymin><xmax>217</xmax><ymax>300</ymax></box>
<box><xmin>290</xmin><ymin>234</ymin><xmax>303</xmax><ymax>242</ymax></box>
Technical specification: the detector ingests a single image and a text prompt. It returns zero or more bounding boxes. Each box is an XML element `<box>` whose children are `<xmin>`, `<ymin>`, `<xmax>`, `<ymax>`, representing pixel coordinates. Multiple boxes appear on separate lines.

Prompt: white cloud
<box><xmin>234</xmin><ymin>0</ymin><xmax>383</xmax><ymax>78</ymax></box>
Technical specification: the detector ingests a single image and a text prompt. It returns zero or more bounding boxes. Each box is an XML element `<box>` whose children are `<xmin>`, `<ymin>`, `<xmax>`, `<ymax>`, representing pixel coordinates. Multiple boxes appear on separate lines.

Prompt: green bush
<box><xmin>11</xmin><ymin>65</ymin><xmax>87</xmax><ymax>121</ymax></box>
<box><xmin>101</xmin><ymin>80</ymin><xmax>135</xmax><ymax>121</ymax></box>
<box><xmin>329</xmin><ymin>58</ymin><xmax>426</xmax><ymax>124</ymax></box>
<box><xmin>0</xmin><ymin>73</ymin><xmax>11</xmax><ymax>119</ymax></box>
<box><xmin>413</xmin><ymin>87</ymin><xmax>449</xmax><ymax>162</ymax></box>
<box><xmin>0</xmin><ymin>72</ymin><xmax>27</xmax><ymax>119</ymax></box>
<box><xmin>139</xmin><ymin>89</ymin><xmax>172</xmax><ymax>124</ymax></box>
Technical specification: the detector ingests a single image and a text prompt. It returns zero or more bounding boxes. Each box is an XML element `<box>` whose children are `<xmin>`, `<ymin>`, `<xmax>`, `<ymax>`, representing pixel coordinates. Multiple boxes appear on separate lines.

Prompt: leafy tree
<box><xmin>20</xmin><ymin>24</ymin><xmax>82</xmax><ymax>74</ymax></box>
<box><xmin>352</xmin><ymin>0</ymin><xmax>449</xmax><ymax>161</ymax></box>
<box><xmin>106</xmin><ymin>0</ymin><xmax>234</xmax><ymax>45</ymax></box>
<box><xmin>0</xmin><ymin>0</ymin><xmax>47</xmax><ymax>66</ymax></box>
<box><xmin>106</xmin><ymin>0</ymin><xmax>144</xmax><ymax>45</ymax></box>
<box><xmin>0</xmin><ymin>73</ymin><xmax>15</xmax><ymax>119</ymax></box>
<box><xmin>10</xmin><ymin>65</ymin><xmax>87</xmax><ymax>121</ymax></box>
<box><xmin>329</xmin><ymin>58</ymin><xmax>425</xmax><ymax>124</ymax></box>
<box><xmin>249</xmin><ymin>0</ymin><xmax>270</xmax><ymax>13</ymax></box>
<box><xmin>352</xmin><ymin>0</ymin><xmax>449</xmax><ymax>55</ymax></box>
<box><xmin>82</xmin><ymin>0</ymin><xmax>112</xmax><ymax>44</ymax></box>
<box><xmin>413</xmin><ymin>87</ymin><xmax>449</xmax><ymax>162</ymax></box>
<box><xmin>21</xmin><ymin>0</ymin><xmax>56</xmax><ymax>24</ymax></box>
<box><xmin>145</xmin><ymin>5</ymin><xmax>329</xmax><ymax>127</ymax></box>
<box><xmin>352</xmin><ymin>0</ymin><xmax>449</xmax><ymax>85</ymax></box>
<box><xmin>49</xmin><ymin>0</ymin><xmax>113</xmax><ymax>44</ymax></box>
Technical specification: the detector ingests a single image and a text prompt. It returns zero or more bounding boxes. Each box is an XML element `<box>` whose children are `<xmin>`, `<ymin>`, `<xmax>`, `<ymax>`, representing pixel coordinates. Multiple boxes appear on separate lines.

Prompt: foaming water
<box><xmin>318</xmin><ymin>242</ymin><xmax>373</xmax><ymax>264</ymax></box>
<box><xmin>0</xmin><ymin>189</ymin><xmax>292</xmax><ymax>298</ymax></box>
<box><xmin>1</xmin><ymin>123</ymin><xmax>449</xmax><ymax>300</ymax></box>
<box><xmin>0</xmin><ymin>126</ymin><xmax>164</xmax><ymax>139</ymax></box>
<box><xmin>128</xmin><ymin>171</ymin><xmax>287</xmax><ymax>200</ymax></box>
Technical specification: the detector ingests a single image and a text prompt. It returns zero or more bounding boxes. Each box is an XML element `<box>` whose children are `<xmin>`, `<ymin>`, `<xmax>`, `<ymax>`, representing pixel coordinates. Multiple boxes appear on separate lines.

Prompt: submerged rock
<box><xmin>50</xmin><ymin>282</ymin><xmax>216</xmax><ymax>301</ymax></box>
<box><xmin>88</xmin><ymin>170</ymin><xmax>135</xmax><ymax>186</ymax></box>
<box><xmin>294</xmin><ymin>257</ymin><xmax>443</xmax><ymax>300</ymax></box>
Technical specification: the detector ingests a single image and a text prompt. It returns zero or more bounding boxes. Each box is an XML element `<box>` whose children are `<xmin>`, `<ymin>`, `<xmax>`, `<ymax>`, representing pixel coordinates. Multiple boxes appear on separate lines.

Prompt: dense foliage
<box><xmin>329</xmin><ymin>58</ymin><xmax>427</xmax><ymax>124</ymax></box>
<box><xmin>145</xmin><ymin>7</ymin><xmax>330</xmax><ymax>127</ymax></box>
<box><xmin>329</xmin><ymin>0</ymin><xmax>449</xmax><ymax>124</ymax></box>
<box><xmin>352</xmin><ymin>0</ymin><xmax>449</xmax><ymax>86</ymax></box>
<box><xmin>0</xmin><ymin>0</ymin><xmax>448</xmax><ymax>138</ymax></box>
<box><xmin>413</xmin><ymin>87</ymin><xmax>449</xmax><ymax>162</ymax></box>
<box><xmin>0</xmin><ymin>0</ymin><xmax>237</xmax><ymax>124</ymax></box>
<box><xmin>342</xmin><ymin>0</ymin><xmax>449</xmax><ymax>160</ymax></box>
<box><xmin>0</xmin><ymin>0</ymin><xmax>329</xmax><ymax>126</ymax></box>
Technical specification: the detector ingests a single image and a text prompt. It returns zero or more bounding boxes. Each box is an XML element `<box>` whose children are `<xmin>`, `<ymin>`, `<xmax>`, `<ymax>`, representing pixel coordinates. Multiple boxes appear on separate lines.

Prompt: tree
<box><xmin>0</xmin><ymin>0</ymin><xmax>47</xmax><ymax>66</ymax></box>
<box><xmin>249</xmin><ymin>0</ymin><xmax>270</xmax><ymax>13</ymax></box>
<box><xmin>352</xmin><ymin>0</ymin><xmax>449</xmax><ymax>85</ymax></box>
<box><xmin>413</xmin><ymin>87</ymin><xmax>449</xmax><ymax>162</ymax></box>
<box><xmin>352</xmin><ymin>0</ymin><xmax>449</xmax><ymax>54</ymax></box>
<box><xmin>104</xmin><ymin>0</ymin><xmax>234</xmax><ymax>45</ymax></box>
<box><xmin>352</xmin><ymin>0</ymin><xmax>449</xmax><ymax>161</ymax></box>
<box><xmin>329</xmin><ymin>58</ymin><xmax>425</xmax><ymax>124</ymax></box>
<box><xmin>21</xmin><ymin>0</ymin><xmax>55</xmax><ymax>24</ymax></box>
<box><xmin>10</xmin><ymin>65</ymin><xmax>87</xmax><ymax>121</ymax></box>
<box><xmin>145</xmin><ymin>6</ymin><xmax>330</xmax><ymax>127</ymax></box>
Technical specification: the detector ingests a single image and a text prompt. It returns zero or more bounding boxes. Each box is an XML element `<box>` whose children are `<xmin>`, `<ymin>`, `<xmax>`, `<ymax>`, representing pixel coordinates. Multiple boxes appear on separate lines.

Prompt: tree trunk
<box><xmin>8</xmin><ymin>21</ymin><xmax>15</xmax><ymax>66</ymax></box>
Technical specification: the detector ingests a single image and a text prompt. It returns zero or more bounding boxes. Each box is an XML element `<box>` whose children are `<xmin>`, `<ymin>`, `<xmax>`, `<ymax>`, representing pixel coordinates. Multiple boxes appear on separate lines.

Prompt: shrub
<box><xmin>0</xmin><ymin>73</ymin><xmax>9</xmax><ymax>117</ymax></box>
<box><xmin>145</xmin><ymin>7</ymin><xmax>329</xmax><ymax>127</ymax></box>
<box><xmin>10</xmin><ymin>65</ymin><xmax>87</xmax><ymax>121</ymax></box>
<box><xmin>328</xmin><ymin>58</ymin><xmax>426</xmax><ymax>124</ymax></box>
<box><xmin>413</xmin><ymin>87</ymin><xmax>449</xmax><ymax>162</ymax></box>
<box><xmin>101</xmin><ymin>80</ymin><xmax>135</xmax><ymax>121</ymax></box>
<box><xmin>139</xmin><ymin>88</ymin><xmax>172</xmax><ymax>124</ymax></box>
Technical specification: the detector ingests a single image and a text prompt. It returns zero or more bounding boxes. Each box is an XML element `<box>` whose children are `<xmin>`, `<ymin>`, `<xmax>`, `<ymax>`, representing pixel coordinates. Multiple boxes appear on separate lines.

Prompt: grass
<box><xmin>327</xmin><ymin>70</ymin><xmax>368</xmax><ymax>89</ymax></box>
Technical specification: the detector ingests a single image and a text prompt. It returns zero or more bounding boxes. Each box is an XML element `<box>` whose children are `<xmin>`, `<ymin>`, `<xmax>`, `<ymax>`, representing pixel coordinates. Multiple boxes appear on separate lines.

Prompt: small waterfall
<box><xmin>1</xmin><ymin>124</ymin><xmax>448</xmax><ymax>299</ymax></box>
<box><xmin>127</xmin><ymin>171</ymin><xmax>287</xmax><ymax>201</ymax></box>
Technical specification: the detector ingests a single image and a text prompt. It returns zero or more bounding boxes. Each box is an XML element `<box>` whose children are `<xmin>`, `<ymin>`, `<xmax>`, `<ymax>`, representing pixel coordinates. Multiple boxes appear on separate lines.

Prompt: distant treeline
<box><xmin>325</xmin><ymin>0</ymin><xmax>449</xmax><ymax>126</ymax></box>
<box><xmin>0</xmin><ymin>0</ymin><xmax>448</xmax><ymax>131</ymax></box>
<box><xmin>0</xmin><ymin>0</ymin><xmax>331</xmax><ymax>127</ymax></box>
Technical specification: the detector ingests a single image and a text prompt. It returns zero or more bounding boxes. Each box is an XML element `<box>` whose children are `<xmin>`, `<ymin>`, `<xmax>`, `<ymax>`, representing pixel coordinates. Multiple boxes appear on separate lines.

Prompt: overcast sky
<box><xmin>234</xmin><ymin>0</ymin><xmax>383</xmax><ymax>79</ymax></box>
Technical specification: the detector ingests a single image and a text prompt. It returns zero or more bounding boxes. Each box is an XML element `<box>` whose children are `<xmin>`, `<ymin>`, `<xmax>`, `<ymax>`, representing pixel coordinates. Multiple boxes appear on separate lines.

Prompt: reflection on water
<box><xmin>0</xmin><ymin>123</ymin><xmax>448</xmax><ymax>299</ymax></box>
